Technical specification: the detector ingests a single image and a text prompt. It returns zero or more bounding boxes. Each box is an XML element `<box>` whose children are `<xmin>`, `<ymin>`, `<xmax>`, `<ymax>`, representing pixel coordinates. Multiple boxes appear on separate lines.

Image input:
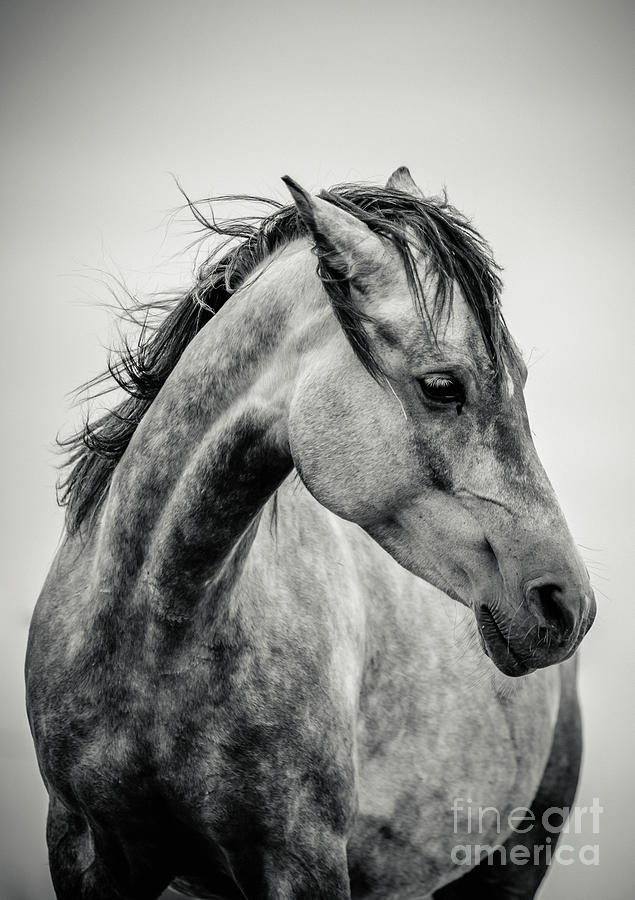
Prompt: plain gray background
<box><xmin>1</xmin><ymin>1</ymin><xmax>632</xmax><ymax>897</ymax></box>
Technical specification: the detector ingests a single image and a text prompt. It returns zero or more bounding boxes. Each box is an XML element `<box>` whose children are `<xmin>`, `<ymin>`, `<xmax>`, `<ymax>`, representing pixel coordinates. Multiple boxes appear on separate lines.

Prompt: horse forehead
<box><xmin>436</xmin><ymin>289</ymin><xmax>485</xmax><ymax>347</ymax></box>
<box><xmin>381</xmin><ymin>287</ymin><xmax>489</xmax><ymax>361</ymax></box>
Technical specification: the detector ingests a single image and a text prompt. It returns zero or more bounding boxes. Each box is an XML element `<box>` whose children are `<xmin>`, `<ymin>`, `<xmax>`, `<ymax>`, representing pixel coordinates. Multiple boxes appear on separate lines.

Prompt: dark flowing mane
<box><xmin>59</xmin><ymin>181</ymin><xmax>512</xmax><ymax>533</ymax></box>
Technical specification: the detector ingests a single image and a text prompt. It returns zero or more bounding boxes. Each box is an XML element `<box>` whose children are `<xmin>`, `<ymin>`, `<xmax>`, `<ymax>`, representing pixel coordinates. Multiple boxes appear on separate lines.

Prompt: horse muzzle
<box><xmin>475</xmin><ymin>580</ymin><xmax>596</xmax><ymax>677</ymax></box>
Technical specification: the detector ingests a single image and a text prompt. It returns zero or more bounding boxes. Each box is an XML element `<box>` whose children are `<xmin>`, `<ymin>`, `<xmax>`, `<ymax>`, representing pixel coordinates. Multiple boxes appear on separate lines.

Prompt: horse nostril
<box><xmin>524</xmin><ymin>580</ymin><xmax>576</xmax><ymax>641</ymax></box>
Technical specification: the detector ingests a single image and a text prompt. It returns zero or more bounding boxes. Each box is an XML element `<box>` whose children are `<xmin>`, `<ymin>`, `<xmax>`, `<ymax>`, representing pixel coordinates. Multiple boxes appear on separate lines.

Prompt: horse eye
<box><xmin>418</xmin><ymin>373</ymin><xmax>465</xmax><ymax>405</ymax></box>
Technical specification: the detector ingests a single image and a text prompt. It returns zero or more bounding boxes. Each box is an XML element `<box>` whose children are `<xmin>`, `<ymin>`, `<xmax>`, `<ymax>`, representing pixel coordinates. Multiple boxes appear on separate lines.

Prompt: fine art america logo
<box><xmin>450</xmin><ymin>798</ymin><xmax>602</xmax><ymax>867</ymax></box>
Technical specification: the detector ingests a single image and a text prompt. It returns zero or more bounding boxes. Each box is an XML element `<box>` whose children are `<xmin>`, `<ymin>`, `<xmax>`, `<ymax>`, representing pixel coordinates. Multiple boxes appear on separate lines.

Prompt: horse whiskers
<box><xmin>212</xmin><ymin>842</ymin><xmax>250</xmax><ymax>900</ymax></box>
<box><xmin>387</xmin><ymin>380</ymin><xmax>408</xmax><ymax>420</ymax></box>
<box><xmin>588</xmin><ymin>583</ymin><xmax>612</xmax><ymax>604</ymax></box>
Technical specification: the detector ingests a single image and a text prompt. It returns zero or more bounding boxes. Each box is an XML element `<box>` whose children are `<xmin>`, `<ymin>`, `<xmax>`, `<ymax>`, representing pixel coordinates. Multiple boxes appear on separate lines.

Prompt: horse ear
<box><xmin>281</xmin><ymin>175</ymin><xmax>385</xmax><ymax>285</ymax></box>
<box><xmin>386</xmin><ymin>166</ymin><xmax>424</xmax><ymax>199</ymax></box>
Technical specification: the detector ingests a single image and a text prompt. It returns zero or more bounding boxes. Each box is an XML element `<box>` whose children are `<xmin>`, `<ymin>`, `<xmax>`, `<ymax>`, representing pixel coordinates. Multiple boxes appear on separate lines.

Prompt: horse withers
<box><xmin>26</xmin><ymin>167</ymin><xmax>595</xmax><ymax>899</ymax></box>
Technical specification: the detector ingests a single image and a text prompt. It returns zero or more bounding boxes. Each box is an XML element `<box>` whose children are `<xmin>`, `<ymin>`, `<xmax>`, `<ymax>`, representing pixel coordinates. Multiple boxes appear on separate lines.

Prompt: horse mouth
<box><xmin>476</xmin><ymin>606</ymin><xmax>536</xmax><ymax>677</ymax></box>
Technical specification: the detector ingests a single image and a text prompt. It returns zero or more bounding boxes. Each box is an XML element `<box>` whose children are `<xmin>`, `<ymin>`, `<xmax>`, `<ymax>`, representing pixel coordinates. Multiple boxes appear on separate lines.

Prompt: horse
<box><xmin>26</xmin><ymin>167</ymin><xmax>596</xmax><ymax>900</ymax></box>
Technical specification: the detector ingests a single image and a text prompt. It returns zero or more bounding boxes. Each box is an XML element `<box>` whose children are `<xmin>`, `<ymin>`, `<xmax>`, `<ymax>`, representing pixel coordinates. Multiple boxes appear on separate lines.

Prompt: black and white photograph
<box><xmin>2</xmin><ymin>2</ymin><xmax>632</xmax><ymax>898</ymax></box>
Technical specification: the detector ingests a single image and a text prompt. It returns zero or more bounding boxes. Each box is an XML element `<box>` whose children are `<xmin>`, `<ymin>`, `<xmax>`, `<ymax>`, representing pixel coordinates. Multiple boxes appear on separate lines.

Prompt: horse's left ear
<box><xmin>386</xmin><ymin>166</ymin><xmax>424</xmax><ymax>198</ymax></box>
<box><xmin>281</xmin><ymin>175</ymin><xmax>386</xmax><ymax>286</ymax></box>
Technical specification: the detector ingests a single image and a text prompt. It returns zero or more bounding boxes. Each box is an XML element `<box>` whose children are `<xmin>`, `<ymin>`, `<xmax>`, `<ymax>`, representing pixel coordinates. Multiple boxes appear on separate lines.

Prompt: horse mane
<box><xmin>59</xmin><ymin>181</ymin><xmax>512</xmax><ymax>534</ymax></box>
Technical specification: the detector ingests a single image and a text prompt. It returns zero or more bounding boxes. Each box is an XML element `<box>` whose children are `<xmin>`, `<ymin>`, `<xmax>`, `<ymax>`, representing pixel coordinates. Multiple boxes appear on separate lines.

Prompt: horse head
<box><xmin>284</xmin><ymin>169</ymin><xmax>595</xmax><ymax>676</ymax></box>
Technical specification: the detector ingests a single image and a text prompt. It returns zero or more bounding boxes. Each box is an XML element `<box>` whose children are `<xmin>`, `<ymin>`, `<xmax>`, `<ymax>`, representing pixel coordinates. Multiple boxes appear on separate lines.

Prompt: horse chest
<box><xmin>349</xmin><ymin>597</ymin><xmax>561</xmax><ymax>893</ymax></box>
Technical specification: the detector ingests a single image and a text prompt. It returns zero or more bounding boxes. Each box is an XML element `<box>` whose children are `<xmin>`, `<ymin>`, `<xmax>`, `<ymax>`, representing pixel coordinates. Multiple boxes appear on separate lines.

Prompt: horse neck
<box><xmin>94</xmin><ymin>243</ymin><xmax>326</xmax><ymax>619</ymax></box>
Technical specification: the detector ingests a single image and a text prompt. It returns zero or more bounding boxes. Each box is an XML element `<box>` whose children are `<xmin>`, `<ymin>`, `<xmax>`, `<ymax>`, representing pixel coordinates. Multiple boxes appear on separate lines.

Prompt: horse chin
<box><xmin>475</xmin><ymin>605</ymin><xmax>537</xmax><ymax>678</ymax></box>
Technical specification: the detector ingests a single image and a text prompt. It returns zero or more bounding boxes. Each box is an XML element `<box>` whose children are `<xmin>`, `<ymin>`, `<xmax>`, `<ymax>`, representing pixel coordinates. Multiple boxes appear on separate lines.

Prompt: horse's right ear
<box><xmin>281</xmin><ymin>175</ymin><xmax>386</xmax><ymax>286</ymax></box>
<box><xmin>386</xmin><ymin>166</ymin><xmax>424</xmax><ymax>198</ymax></box>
